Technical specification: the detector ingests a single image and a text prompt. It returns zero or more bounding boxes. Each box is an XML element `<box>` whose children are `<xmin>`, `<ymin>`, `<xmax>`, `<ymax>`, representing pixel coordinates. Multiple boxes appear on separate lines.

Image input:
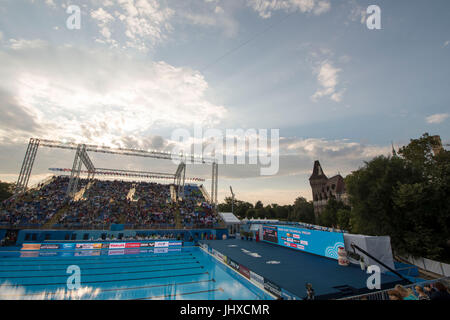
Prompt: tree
<box><xmin>345</xmin><ymin>133</ymin><xmax>450</xmax><ymax>261</ymax></box>
<box><xmin>289</xmin><ymin>197</ymin><xmax>314</xmax><ymax>223</ymax></box>
<box><xmin>0</xmin><ymin>181</ymin><xmax>14</xmax><ymax>202</ymax></box>
<box><xmin>318</xmin><ymin>198</ymin><xmax>350</xmax><ymax>228</ymax></box>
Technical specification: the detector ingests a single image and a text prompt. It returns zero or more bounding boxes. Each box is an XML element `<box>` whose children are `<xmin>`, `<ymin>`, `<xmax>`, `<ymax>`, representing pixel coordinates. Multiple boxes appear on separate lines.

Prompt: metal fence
<box><xmin>340</xmin><ymin>276</ymin><xmax>450</xmax><ymax>300</ymax></box>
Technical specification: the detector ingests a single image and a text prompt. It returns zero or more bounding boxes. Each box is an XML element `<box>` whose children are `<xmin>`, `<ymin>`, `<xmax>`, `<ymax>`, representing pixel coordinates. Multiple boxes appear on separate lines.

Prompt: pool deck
<box><xmin>200</xmin><ymin>239</ymin><xmax>407</xmax><ymax>299</ymax></box>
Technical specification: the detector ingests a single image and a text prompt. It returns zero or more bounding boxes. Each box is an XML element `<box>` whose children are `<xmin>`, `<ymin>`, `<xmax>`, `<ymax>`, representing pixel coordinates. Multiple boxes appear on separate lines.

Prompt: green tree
<box><xmin>289</xmin><ymin>197</ymin><xmax>314</xmax><ymax>223</ymax></box>
<box><xmin>345</xmin><ymin>133</ymin><xmax>450</xmax><ymax>261</ymax></box>
<box><xmin>0</xmin><ymin>181</ymin><xmax>14</xmax><ymax>202</ymax></box>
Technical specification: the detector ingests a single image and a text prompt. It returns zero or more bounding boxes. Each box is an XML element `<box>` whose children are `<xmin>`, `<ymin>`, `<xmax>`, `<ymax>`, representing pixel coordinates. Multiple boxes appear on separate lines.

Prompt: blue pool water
<box><xmin>0</xmin><ymin>246</ymin><xmax>272</xmax><ymax>300</ymax></box>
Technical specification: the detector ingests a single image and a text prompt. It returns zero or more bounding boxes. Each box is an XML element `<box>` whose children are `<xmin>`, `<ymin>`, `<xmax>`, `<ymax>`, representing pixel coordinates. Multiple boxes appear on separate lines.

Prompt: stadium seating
<box><xmin>0</xmin><ymin>176</ymin><xmax>219</xmax><ymax>229</ymax></box>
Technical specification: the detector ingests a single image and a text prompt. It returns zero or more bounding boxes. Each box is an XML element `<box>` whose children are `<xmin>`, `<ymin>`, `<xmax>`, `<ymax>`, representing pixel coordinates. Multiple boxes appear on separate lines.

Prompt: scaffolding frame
<box><xmin>15</xmin><ymin>138</ymin><xmax>219</xmax><ymax>206</ymax></box>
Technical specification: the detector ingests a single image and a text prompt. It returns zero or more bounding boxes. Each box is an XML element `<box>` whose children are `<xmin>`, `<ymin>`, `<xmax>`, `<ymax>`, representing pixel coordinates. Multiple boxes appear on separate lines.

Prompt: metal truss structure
<box><xmin>174</xmin><ymin>162</ymin><xmax>186</xmax><ymax>201</ymax></box>
<box><xmin>211</xmin><ymin>162</ymin><xmax>218</xmax><ymax>208</ymax></box>
<box><xmin>48</xmin><ymin>168</ymin><xmax>205</xmax><ymax>182</ymax></box>
<box><xmin>16</xmin><ymin>138</ymin><xmax>219</xmax><ymax>206</ymax></box>
<box><xmin>15</xmin><ymin>138</ymin><xmax>40</xmax><ymax>195</ymax></box>
<box><xmin>66</xmin><ymin>144</ymin><xmax>96</xmax><ymax>197</ymax></box>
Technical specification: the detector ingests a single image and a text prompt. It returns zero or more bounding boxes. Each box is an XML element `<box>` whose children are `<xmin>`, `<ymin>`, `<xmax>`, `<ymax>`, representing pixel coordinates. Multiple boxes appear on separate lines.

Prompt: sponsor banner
<box><xmin>211</xmin><ymin>248</ymin><xmax>223</xmax><ymax>261</ymax></box>
<box><xmin>93</xmin><ymin>243</ymin><xmax>102</xmax><ymax>249</ymax></box>
<box><xmin>264</xmin><ymin>225</ymin><xmax>345</xmax><ymax>260</ymax></box>
<box><xmin>125</xmin><ymin>242</ymin><xmax>141</xmax><ymax>248</ymax></box>
<box><xmin>169</xmin><ymin>241</ymin><xmax>182</xmax><ymax>246</ymax></box>
<box><xmin>238</xmin><ymin>264</ymin><xmax>251</xmax><ymax>279</ymax></box>
<box><xmin>21</xmin><ymin>244</ymin><xmax>41</xmax><ymax>251</ymax></box>
<box><xmin>154</xmin><ymin>241</ymin><xmax>169</xmax><ymax>248</ymax></box>
<box><xmin>154</xmin><ymin>247</ymin><xmax>169</xmax><ymax>254</ymax></box>
<box><xmin>40</xmin><ymin>244</ymin><xmax>60</xmax><ymax>250</ymax></box>
<box><xmin>62</xmin><ymin>243</ymin><xmax>75</xmax><ymax>250</ymax></box>
<box><xmin>109</xmin><ymin>242</ymin><xmax>126</xmax><ymax>249</ymax></box>
<box><xmin>140</xmin><ymin>242</ymin><xmax>155</xmax><ymax>248</ymax></box>
<box><xmin>264</xmin><ymin>279</ymin><xmax>282</xmax><ymax>298</ymax></box>
<box><xmin>227</xmin><ymin>257</ymin><xmax>240</xmax><ymax>272</ymax></box>
<box><xmin>76</xmin><ymin>243</ymin><xmax>94</xmax><ymax>249</ymax></box>
<box><xmin>250</xmin><ymin>271</ymin><xmax>264</xmax><ymax>286</ymax></box>
<box><xmin>101</xmin><ymin>243</ymin><xmax>110</xmax><ymax>249</ymax></box>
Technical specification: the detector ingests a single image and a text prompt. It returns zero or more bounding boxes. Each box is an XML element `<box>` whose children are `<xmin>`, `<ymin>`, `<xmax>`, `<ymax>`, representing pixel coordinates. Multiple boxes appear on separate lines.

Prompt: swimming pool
<box><xmin>0</xmin><ymin>246</ymin><xmax>273</xmax><ymax>300</ymax></box>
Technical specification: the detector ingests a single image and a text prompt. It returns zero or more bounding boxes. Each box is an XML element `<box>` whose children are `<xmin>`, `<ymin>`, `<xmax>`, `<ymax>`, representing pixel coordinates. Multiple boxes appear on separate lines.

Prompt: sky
<box><xmin>0</xmin><ymin>0</ymin><xmax>449</xmax><ymax>205</ymax></box>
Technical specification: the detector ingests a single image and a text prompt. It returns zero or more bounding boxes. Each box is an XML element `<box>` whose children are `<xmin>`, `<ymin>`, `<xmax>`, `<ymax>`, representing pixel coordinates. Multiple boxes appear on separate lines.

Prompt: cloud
<box><xmin>311</xmin><ymin>60</ymin><xmax>344</xmax><ymax>102</ymax></box>
<box><xmin>0</xmin><ymin>44</ymin><xmax>227</xmax><ymax>147</ymax></box>
<box><xmin>7</xmin><ymin>38</ymin><xmax>47</xmax><ymax>50</ymax></box>
<box><xmin>443</xmin><ymin>40</ymin><xmax>450</xmax><ymax>48</ymax></box>
<box><xmin>247</xmin><ymin>0</ymin><xmax>331</xmax><ymax>19</ymax></box>
<box><xmin>426</xmin><ymin>113</ymin><xmax>449</xmax><ymax>124</ymax></box>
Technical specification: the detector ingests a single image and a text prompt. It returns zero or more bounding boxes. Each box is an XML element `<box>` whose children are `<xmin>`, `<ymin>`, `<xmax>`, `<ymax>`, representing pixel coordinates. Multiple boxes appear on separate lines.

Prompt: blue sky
<box><xmin>0</xmin><ymin>0</ymin><xmax>449</xmax><ymax>205</ymax></box>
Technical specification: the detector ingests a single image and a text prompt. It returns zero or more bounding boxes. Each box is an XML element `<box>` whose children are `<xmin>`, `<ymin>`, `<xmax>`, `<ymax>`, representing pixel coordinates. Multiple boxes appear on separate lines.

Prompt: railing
<box><xmin>340</xmin><ymin>276</ymin><xmax>450</xmax><ymax>300</ymax></box>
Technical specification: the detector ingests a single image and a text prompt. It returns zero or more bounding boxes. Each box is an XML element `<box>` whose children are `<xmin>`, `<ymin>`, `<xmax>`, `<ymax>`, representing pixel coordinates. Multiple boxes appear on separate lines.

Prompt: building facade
<box><xmin>309</xmin><ymin>160</ymin><xmax>348</xmax><ymax>222</ymax></box>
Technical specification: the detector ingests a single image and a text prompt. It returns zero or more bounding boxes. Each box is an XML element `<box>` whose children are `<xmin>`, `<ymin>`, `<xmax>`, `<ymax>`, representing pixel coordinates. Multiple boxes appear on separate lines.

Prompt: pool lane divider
<box><xmin>135</xmin><ymin>288</ymin><xmax>223</xmax><ymax>300</ymax></box>
<box><xmin>199</xmin><ymin>242</ymin><xmax>301</xmax><ymax>300</ymax></box>
<box><xmin>0</xmin><ymin>271</ymin><xmax>210</xmax><ymax>287</ymax></box>
<box><xmin>0</xmin><ymin>261</ymin><xmax>201</xmax><ymax>277</ymax></box>
<box><xmin>0</xmin><ymin>255</ymin><xmax>195</xmax><ymax>267</ymax></box>
<box><xmin>0</xmin><ymin>279</ymin><xmax>216</xmax><ymax>298</ymax></box>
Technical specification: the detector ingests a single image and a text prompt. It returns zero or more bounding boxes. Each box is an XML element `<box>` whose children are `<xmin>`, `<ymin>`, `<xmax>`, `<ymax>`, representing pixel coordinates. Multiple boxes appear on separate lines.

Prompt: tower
<box><xmin>309</xmin><ymin>160</ymin><xmax>328</xmax><ymax>222</ymax></box>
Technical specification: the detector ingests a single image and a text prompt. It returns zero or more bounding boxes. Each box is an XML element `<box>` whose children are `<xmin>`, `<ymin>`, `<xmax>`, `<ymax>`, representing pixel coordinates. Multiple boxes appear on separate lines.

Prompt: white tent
<box><xmin>343</xmin><ymin>234</ymin><xmax>395</xmax><ymax>273</ymax></box>
<box><xmin>218</xmin><ymin>212</ymin><xmax>241</xmax><ymax>235</ymax></box>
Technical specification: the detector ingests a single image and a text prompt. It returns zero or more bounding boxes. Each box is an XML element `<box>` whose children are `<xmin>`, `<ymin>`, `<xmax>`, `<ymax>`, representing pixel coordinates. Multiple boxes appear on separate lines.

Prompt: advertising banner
<box><xmin>21</xmin><ymin>244</ymin><xmax>41</xmax><ymax>250</ymax></box>
<box><xmin>154</xmin><ymin>247</ymin><xmax>169</xmax><ymax>254</ymax></box>
<box><xmin>154</xmin><ymin>241</ymin><xmax>169</xmax><ymax>248</ymax></box>
<box><xmin>109</xmin><ymin>242</ymin><xmax>126</xmax><ymax>249</ymax></box>
<box><xmin>40</xmin><ymin>244</ymin><xmax>60</xmax><ymax>250</ymax></box>
<box><xmin>227</xmin><ymin>257</ymin><xmax>240</xmax><ymax>272</ymax></box>
<box><xmin>140</xmin><ymin>242</ymin><xmax>155</xmax><ymax>247</ymax></box>
<box><xmin>169</xmin><ymin>241</ymin><xmax>182</xmax><ymax>246</ymax></box>
<box><xmin>125</xmin><ymin>242</ymin><xmax>141</xmax><ymax>248</ymax></box>
<box><xmin>62</xmin><ymin>243</ymin><xmax>75</xmax><ymax>250</ymax></box>
<box><xmin>250</xmin><ymin>271</ymin><xmax>264</xmax><ymax>286</ymax></box>
<box><xmin>262</xmin><ymin>225</ymin><xmax>345</xmax><ymax>260</ymax></box>
<box><xmin>264</xmin><ymin>278</ymin><xmax>282</xmax><ymax>298</ymax></box>
<box><xmin>238</xmin><ymin>264</ymin><xmax>251</xmax><ymax>279</ymax></box>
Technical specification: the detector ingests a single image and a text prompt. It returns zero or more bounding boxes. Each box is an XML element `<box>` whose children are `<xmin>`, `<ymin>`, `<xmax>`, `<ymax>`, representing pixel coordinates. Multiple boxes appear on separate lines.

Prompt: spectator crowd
<box><xmin>0</xmin><ymin>176</ymin><xmax>220</xmax><ymax>229</ymax></box>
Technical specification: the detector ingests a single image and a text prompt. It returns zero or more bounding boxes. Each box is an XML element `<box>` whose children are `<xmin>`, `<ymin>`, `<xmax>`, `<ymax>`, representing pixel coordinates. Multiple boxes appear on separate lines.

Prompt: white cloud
<box><xmin>0</xmin><ymin>44</ymin><xmax>227</xmax><ymax>146</ymax></box>
<box><xmin>443</xmin><ymin>40</ymin><xmax>450</xmax><ymax>48</ymax></box>
<box><xmin>311</xmin><ymin>60</ymin><xmax>345</xmax><ymax>102</ymax></box>
<box><xmin>426</xmin><ymin>113</ymin><xmax>449</xmax><ymax>124</ymax></box>
<box><xmin>247</xmin><ymin>0</ymin><xmax>331</xmax><ymax>19</ymax></box>
<box><xmin>7</xmin><ymin>38</ymin><xmax>47</xmax><ymax>50</ymax></box>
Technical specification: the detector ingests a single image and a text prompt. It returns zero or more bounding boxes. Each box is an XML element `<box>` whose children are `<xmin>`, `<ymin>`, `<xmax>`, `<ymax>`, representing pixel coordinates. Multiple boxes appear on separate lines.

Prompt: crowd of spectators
<box><xmin>179</xmin><ymin>185</ymin><xmax>218</xmax><ymax>228</ymax></box>
<box><xmin>388</xmin><ymin>282</ymin><xmax>450</xmax><ymax>301</ymax></box>
<box><xmin>0</xmin><ymin>176</ymin><xmax>68</xmax><ymax>227</ymax></box>
<box><xmin>0</xmin><ymin>176</ymin><xmax>220</xmax><ymax>229</ymax></box>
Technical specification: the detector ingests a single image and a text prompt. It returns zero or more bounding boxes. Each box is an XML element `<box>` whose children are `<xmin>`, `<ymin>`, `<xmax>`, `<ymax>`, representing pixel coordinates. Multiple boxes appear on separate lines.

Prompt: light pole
<box><xmin>230</xmin><ymin>186</ymin><xmax>235</xmax><ymax>216</ymax></box>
